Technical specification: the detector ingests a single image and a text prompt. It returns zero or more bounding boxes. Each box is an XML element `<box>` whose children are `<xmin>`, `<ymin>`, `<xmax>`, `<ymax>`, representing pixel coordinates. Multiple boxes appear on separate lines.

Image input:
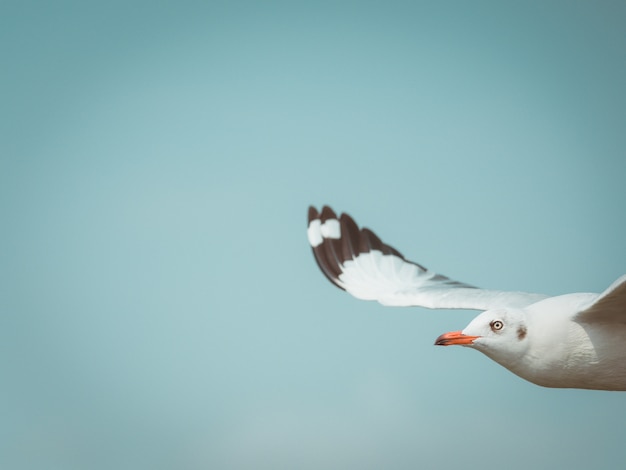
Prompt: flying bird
<box><xmin>307</xmin><ymin>206</ymin><xmax>626</xmax><ymax>391</ymax></box>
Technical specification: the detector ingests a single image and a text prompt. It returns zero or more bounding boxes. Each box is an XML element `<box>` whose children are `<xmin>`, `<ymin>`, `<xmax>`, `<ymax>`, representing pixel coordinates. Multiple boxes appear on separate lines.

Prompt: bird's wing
<box><xmin>575</xmin><ymin>275</ymin><xmax>626</xmax><ymax>324</ymax></box>
<box><xmin>307</xmin><ymin>206</ymin><xmax>548</xmax><ymax>311</ymax></box>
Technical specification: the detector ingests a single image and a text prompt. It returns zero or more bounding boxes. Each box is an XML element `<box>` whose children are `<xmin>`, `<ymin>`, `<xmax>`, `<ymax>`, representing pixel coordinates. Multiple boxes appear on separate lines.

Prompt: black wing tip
<box><xmin>308</xmin><ymin>205</ymin><xmax>344</xmax><ymax>288</ymax></box>
<box><xmin>309</xmin><ymin>205</ymin><xmax>340</xmax><ymax>223</ymax></box>
<box><xmin>308</xmin><ymin>205</ymin><xmax>360</xmax><ymax>224</ymax></box>
<box><xmin>319</xmin><ymin>205</ymin><xmax>338</xmax><ymax>221</ymax></box>
<box><xmin>311</xmin><ymin>248</ymin><xmax>347</xmax><ymax>292</ymax></box>
<box><xmin>308</xmin><ymin>206</ymin><xmax>319</xmax><ymax>222</ymax></box>
<box><xmin>307</xmin><ymin>205</ymin><xmax>408</xmax><ymax>259</ymax></box>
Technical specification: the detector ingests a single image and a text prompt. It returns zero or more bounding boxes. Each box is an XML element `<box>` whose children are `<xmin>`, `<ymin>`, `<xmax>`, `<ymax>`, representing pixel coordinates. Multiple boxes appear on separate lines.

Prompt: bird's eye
<box><xmin>490</xmin><ymin>320</ymin><xmax>504</xmax><ymax>331</ymax></box>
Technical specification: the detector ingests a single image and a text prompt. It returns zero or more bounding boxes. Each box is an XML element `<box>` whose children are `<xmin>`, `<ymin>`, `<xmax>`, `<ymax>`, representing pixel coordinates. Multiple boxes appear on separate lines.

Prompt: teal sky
<box><xmin>2</xmin><ymin>1</ymin><xmax>625</xmax><ymax>469</ymax></box>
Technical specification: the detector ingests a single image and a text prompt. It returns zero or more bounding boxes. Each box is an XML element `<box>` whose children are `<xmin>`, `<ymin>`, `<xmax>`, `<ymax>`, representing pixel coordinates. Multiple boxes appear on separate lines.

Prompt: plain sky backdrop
<box><xmin>2</xmin><ymin>1</ymin><xmax>625</xmax><ymax>469</ymax></box>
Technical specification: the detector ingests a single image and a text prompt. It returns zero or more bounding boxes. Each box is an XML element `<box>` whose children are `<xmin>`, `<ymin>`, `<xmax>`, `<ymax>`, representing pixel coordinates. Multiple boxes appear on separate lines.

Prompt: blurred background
<box><xmin>2</xmin><ymin>1</ymin><xmax>625</xmax><ymax>469</ymax></box>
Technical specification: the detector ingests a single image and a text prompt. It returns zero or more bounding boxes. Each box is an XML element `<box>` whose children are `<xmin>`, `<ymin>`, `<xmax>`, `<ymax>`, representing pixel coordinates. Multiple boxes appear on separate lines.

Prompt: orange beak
<box><xmin>434</xmin><ymin>330</ymin><xmax>480</xmax><ymax>346</ymax></box>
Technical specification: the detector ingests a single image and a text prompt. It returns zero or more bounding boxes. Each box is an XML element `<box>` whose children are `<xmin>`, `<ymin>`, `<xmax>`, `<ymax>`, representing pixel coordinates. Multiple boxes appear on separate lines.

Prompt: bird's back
<box><xmin>516</xmin><ymin>294</ymin><xmax>626</xmax><ymax>390</ymax></box>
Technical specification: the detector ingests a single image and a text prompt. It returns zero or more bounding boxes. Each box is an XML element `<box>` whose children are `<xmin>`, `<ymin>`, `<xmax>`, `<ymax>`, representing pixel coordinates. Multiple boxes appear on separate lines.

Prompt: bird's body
<box><xmin>307</xmin><ymin>206</ymin><xmax>626</xmax><ymax>391</ymax></box>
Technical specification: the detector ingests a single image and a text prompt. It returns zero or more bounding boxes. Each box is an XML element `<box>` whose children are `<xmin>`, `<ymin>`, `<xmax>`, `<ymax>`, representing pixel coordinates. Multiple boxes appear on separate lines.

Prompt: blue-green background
<box><xmin>2</xmin><ymin>1</ymin><xmax>625</xmax><ymax>469</ymax></box>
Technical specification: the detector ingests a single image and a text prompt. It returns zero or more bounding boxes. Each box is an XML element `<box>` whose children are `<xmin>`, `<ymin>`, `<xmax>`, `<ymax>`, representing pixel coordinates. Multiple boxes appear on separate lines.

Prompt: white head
<box><xmin>435</xmin><ymin>309</ymin><xmax>531</xmax><ymax>369</ymax></box>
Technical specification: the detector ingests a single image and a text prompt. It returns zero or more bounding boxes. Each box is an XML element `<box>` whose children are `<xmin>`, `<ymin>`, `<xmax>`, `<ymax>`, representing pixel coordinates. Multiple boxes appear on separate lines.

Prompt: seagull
<box><xmin>307</xmin><ymin>206</ymin><xmax>626</xmax><ymax>391</ymax></box>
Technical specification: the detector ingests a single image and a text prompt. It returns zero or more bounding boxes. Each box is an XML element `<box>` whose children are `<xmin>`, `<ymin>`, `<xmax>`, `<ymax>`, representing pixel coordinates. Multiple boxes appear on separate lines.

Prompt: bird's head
<box><xmin>435</xmin><ymin>309</ymin><xmax>530</xmax><ymax>367</ymax></box>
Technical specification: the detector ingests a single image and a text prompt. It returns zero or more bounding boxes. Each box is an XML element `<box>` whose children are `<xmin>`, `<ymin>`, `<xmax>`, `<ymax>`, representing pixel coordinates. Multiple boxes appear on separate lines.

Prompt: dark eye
<box><xmin>490</xmin><ymin>320</ymin><xmax>504</xmax><ymax>331</ymax></box>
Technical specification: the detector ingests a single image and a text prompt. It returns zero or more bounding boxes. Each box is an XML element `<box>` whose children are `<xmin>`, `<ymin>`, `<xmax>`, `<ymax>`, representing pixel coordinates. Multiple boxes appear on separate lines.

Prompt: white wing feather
<box><xmin>575</xmin><ymin>275</ymin><xmax>626</xmax><ymax>324</ymax></box>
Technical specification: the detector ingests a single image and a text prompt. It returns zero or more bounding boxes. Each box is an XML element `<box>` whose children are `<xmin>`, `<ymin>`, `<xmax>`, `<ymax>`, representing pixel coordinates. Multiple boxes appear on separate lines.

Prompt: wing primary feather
<box><xmin>311</xmin><ymin>247</ymin><xmax>345</xmax><ymax>290</ymax></box>
<box><xmin>319</xmin><ymin>206</ymin><xmax>345</xmax><ymax>282</ymax></box>
<box><xmin>308</xmin><ymin>205</ymin><xmax>319</xmax><ymax>224</ymax></box>
<box><xmin>339</xmin><ymin>213</ymin><xmax>361</xmax><ymax>264</ymax></box>
<box><xmin>308</xmin><ymin>206</ymin><xmax>344</xmax><ymax>290</ymax></box>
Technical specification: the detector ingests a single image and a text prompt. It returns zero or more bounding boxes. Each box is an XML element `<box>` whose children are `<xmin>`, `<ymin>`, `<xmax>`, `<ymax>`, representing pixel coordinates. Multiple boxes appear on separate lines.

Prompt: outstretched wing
<box><xmin>575</xmin><ymin>275</ymin><xmax>626</xmax><ymax>324</ymax></box>
<box><xmin>307</xmin><ymin>206</ymin><xmax>548</xmax><ymax>311</ymax></box>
